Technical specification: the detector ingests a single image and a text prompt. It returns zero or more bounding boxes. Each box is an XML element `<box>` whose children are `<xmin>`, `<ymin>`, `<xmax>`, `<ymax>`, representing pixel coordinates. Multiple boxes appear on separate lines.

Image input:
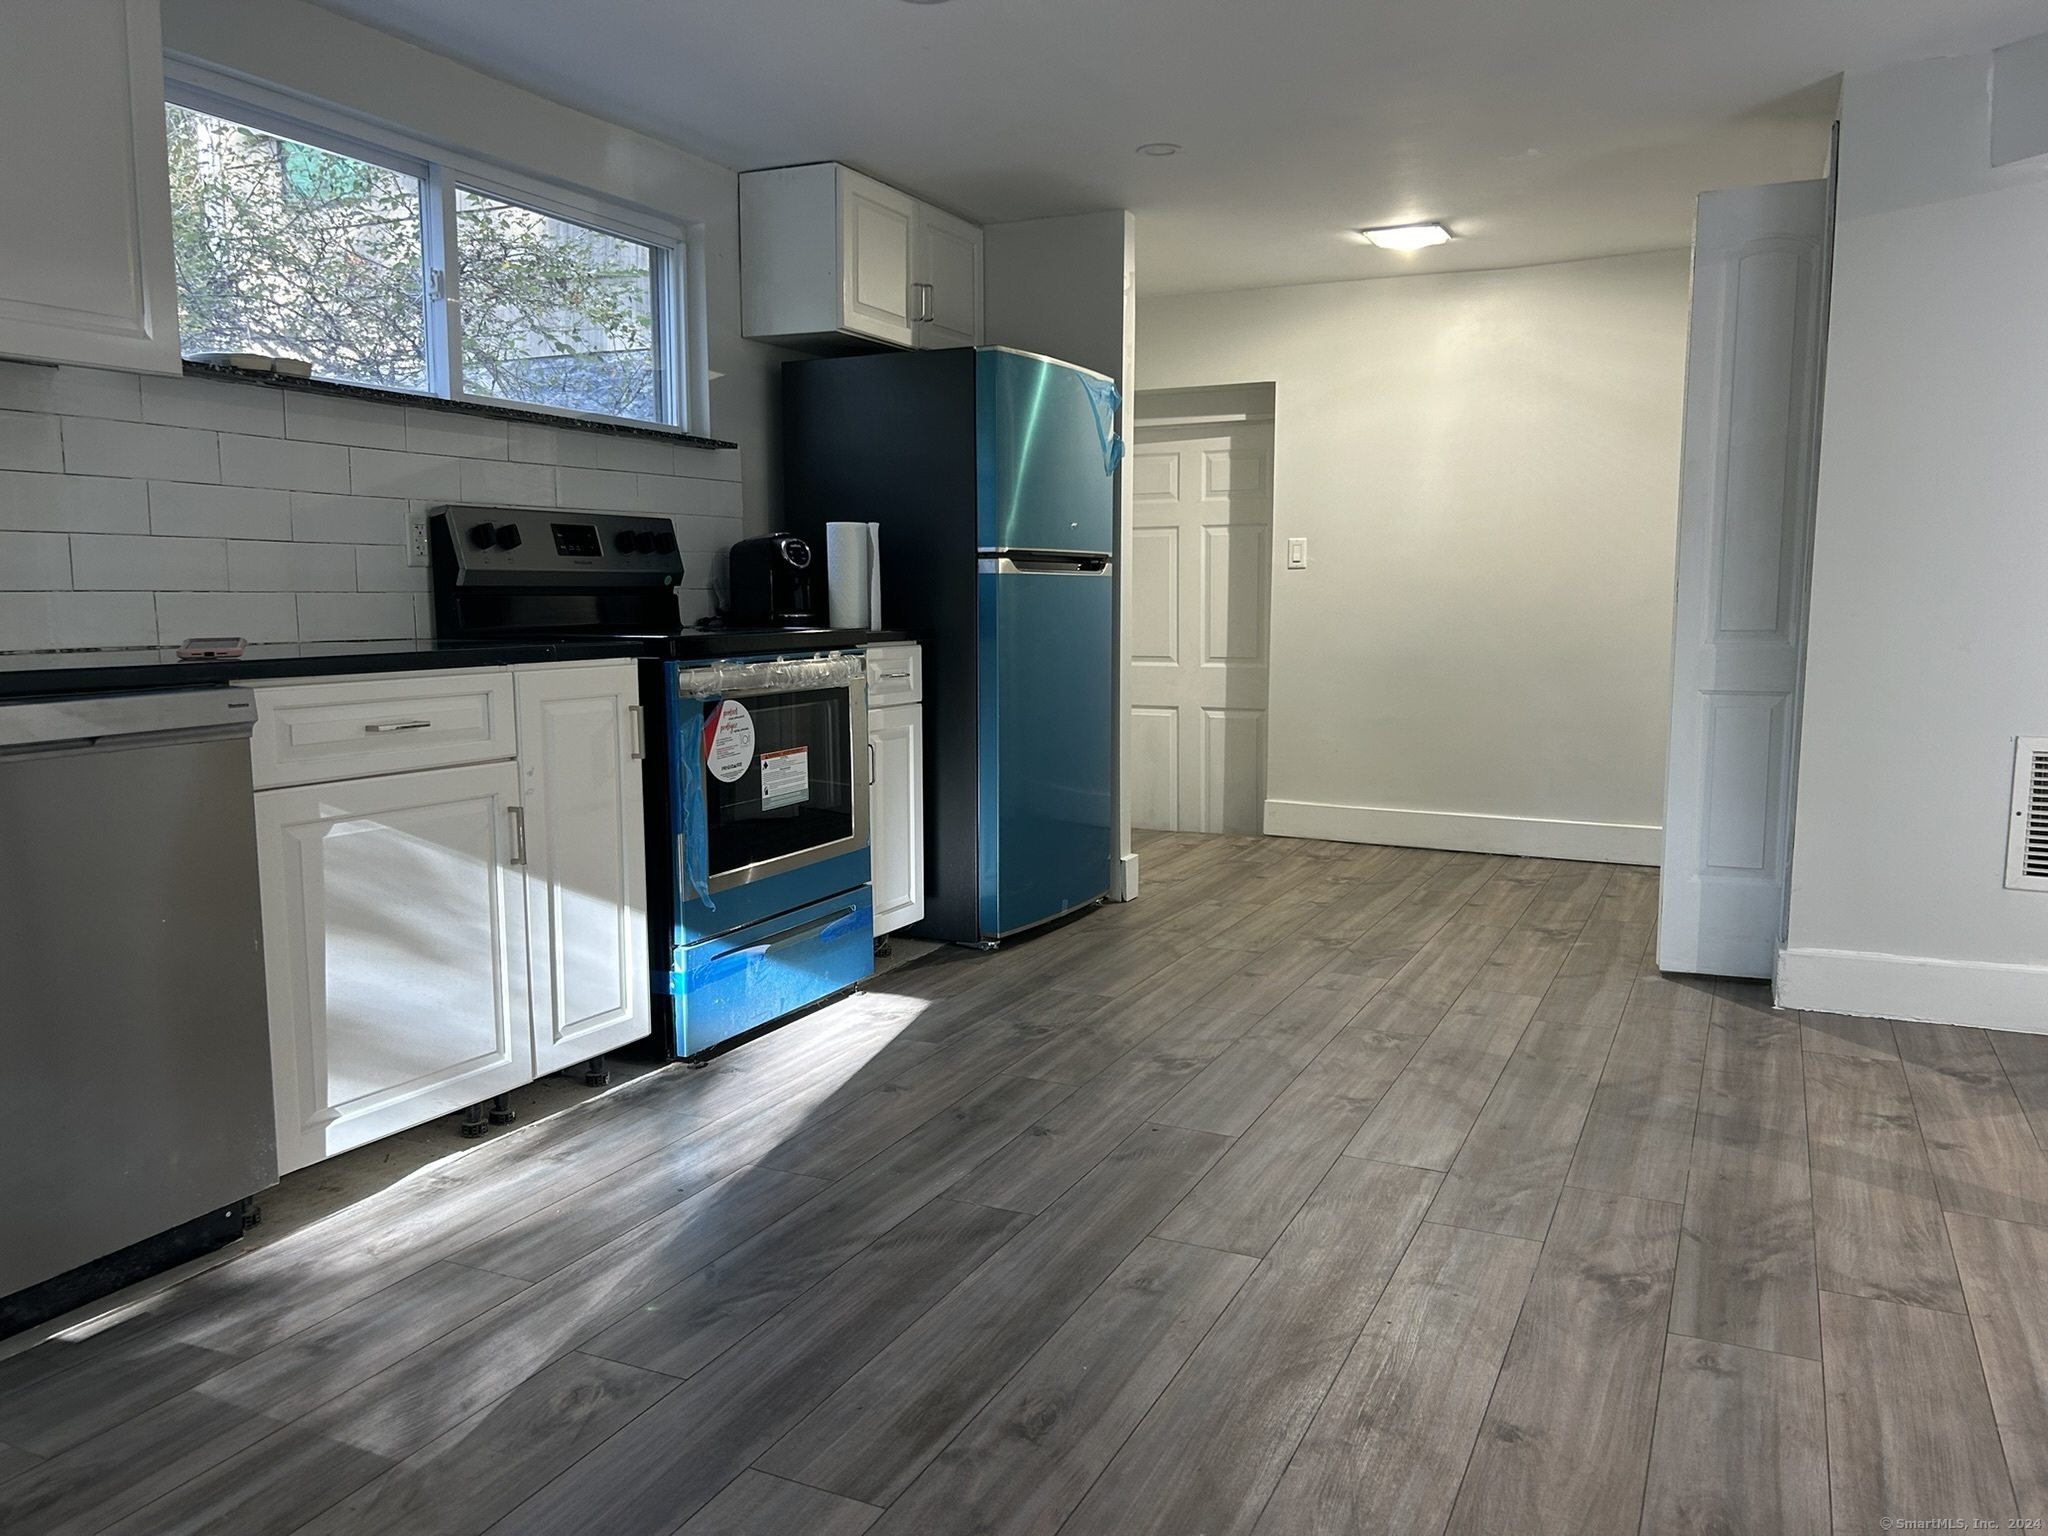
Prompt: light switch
<box><xmin>1286</xmin><ymin>537</ymin><xmax>1308</xmax><ymax>570</ymax></box>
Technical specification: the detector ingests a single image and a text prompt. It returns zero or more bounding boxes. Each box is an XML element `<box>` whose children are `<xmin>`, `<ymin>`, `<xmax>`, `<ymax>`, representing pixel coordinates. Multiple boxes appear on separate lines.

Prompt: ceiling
<box><xmin>310</xmin><ymin>0</ymin><xmax>2045</xmax><ymax>296</ymax></box>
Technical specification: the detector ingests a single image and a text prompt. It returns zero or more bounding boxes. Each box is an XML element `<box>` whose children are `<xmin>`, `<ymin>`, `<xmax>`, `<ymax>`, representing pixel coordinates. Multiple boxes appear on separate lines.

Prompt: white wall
<box><xmin>1779</xmin><ymin>47</ymin><xmax>2048</xmax><ymax>1032</ymax></box>
<box><xmin>1137</xmin><ymin>252</ymin><xmax>1691</xmax><ymax>864</ymax></box>
<box><xmin>984</xmin><ymin>211</ymin><xmax>1142</xmax><ymax>895</ymax></box>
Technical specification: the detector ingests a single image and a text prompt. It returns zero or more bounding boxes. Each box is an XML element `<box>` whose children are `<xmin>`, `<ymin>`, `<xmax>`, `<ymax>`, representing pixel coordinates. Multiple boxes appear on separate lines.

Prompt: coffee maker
<box><xmin>725</xmin><ymin>534</ymin><xmax>817</xmax><ymax>625</ymax></box>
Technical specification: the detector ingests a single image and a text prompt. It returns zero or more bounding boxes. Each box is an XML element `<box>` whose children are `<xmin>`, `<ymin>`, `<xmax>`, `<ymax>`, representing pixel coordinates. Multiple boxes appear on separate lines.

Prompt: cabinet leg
<box><xmin>488</xmin><ymin>1092</ymin><xmax>516</xmax><ymax>1126</ymax></box>
<box><xmin>460</xmin><ymin>1102</ymin><xmax>486</xmax><ymax>1138</ymax></box>
<box><xmin>583</xmin><ymin>1055</ymin><xmax>609</xmax><ymax>1088</ymax></box>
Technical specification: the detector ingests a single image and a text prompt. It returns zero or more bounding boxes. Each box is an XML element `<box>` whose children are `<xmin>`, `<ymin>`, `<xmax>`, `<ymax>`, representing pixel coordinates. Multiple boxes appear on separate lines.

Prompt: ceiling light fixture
<box><xmin>1357</xmin><ymin>221</ymin><xmax>1452</xmax><ymax>250</ymax></box>
<box><xmin>1135</xmin><ymin>142</ymin><xmax>1180</xmax><ymax>156</ymax></box>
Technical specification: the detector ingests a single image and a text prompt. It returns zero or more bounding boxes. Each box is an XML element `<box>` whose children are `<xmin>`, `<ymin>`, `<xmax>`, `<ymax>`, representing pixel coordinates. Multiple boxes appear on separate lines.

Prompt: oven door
<box><xmin>671</xmin><ymin>658</ymin><xmax>868</xmax><ymax>896</ymax></box>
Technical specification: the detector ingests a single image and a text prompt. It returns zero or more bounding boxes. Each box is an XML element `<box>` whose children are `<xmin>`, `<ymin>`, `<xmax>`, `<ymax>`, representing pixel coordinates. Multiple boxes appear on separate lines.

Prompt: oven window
<box><xmin>703</xmin><ymin>688</ymin><xmax>854</xmax><ymax>877</ymax></box>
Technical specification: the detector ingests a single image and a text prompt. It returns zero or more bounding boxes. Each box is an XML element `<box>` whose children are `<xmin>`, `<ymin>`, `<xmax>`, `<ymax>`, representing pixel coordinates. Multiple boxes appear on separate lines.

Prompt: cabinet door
<box><xmin>256</xmin><ymin>762</ymin><xmax>532</xmax><ymax>1174</ymax></box>
<box><xmin>0</xmin><ymin>0</ymin><xmax>180</xmax><ymax>373</ymax></box>
<box><xmin>913</xmin><ymin>204</ymin><xmax>983</xmax><ymax>350</ymax></box>
<box><xmin>839</xmin><ymin>169</ymin><xmax>916</xmax><ymax>348</ymax></box>
<box><xmin>869</xmin><ymin>702</ymin><xmax>926</xmax><ymax>935</ymax></box>
<box><xmin>515</xmin><ymin>663</ymin><xmax>651</xmax><ymax>1072</ymax></box>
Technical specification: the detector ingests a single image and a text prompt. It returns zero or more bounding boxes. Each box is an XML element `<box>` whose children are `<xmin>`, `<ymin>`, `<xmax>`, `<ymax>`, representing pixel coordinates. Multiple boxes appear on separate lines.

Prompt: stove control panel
<box><xmin>432</xmin><ymin>506</ymin><xmax>684</xmax><ymax>587</ymax></box>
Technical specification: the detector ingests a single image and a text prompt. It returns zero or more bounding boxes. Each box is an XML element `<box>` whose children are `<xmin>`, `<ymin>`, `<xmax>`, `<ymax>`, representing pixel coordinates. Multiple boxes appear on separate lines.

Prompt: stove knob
<box><xmin>494</xmin><ymin>523</ymin><xmax>523</xmax><ymax>551</ymax></box>
<box><xmin>632</xmin><ymin>530</ymin><xmax>657</xmax><ymax>554</ymax></box>
<box><xmin>653</xmin><ymin>529</ymin><xmax>677</xmax><ymax>554</ymax></box>
<box><xmin>468</xmin><ymin>521</ymin><xmax>498</xmax><ymax>549</ymax></box>
<box><xmin>614</xmin><ymin>530</ymin><xmax>637</xmax><ymax>554</ymax></box>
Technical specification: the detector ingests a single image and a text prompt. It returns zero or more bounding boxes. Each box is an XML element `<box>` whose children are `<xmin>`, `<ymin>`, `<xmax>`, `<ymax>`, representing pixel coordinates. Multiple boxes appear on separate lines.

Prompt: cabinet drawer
<box><xmin>865</xmin><ymin>643</ymin><xmax>922</xmax><ymax>707</ymax></box>
<box><xmin>249</xmin><ymin>671</ymin><xmax>516</xmax><ymax>788</ymax></box>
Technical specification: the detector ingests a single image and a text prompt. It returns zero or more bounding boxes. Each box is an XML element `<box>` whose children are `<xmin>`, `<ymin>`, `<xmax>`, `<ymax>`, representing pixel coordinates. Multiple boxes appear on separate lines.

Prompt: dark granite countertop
<box><xmin>0</xmin><ymin>629</ymin><xmax>916</xmax><ymax>700</ymax></box>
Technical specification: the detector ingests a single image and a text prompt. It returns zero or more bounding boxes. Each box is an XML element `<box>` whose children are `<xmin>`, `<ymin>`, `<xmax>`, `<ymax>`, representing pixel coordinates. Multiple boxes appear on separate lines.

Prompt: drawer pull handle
<box><xmin>629</xmin><ymin>704</ymin><xmax>645</xmax><ymax>760</ymax></box>
<box><xmin>877</xmin><ymin>670</ymin><xmax>911</xmax><ymax>681</ymax></box>
<box><xmin>365</xmin><ymin>719</ymin><xmax>434</xmax><ymax>734</ymax></box>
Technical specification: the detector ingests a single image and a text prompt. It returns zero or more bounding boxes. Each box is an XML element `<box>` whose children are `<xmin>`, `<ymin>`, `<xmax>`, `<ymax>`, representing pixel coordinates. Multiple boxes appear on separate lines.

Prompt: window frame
<box><xmin>162</xmin><ymin>58</ymin><xmax>706</xmax><ymax>435</ymax></box>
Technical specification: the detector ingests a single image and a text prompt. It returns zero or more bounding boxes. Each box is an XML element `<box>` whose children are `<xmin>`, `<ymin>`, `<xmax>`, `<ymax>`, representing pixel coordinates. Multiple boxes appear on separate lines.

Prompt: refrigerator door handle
<box><xmin>977</xmin><ymin>554</ymin><xmax>1111</xmax><ymax>576</ymax></box>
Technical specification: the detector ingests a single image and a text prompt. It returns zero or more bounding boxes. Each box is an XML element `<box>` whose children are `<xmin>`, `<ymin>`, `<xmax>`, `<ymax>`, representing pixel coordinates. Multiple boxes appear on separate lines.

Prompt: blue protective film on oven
<box><xmin>678</xmin><ymin>695</ymin><xmax>717</xmax><ymax>910</ymax></box>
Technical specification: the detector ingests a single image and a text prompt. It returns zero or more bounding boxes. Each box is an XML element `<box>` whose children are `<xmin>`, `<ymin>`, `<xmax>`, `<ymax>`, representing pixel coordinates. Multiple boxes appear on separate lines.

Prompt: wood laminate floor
<box><xmin>3</xmin><ymin>832</ymin><xmax>2045</xmax><ymax>1534</ymax></box>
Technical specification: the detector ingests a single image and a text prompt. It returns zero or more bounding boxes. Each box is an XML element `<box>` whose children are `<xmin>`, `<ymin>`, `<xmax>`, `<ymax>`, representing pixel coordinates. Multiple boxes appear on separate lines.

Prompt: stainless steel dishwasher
<box><xmin>0</xmin><ymin>689</ymin><xmax>276</xmax><ymax>1335</ymax></box>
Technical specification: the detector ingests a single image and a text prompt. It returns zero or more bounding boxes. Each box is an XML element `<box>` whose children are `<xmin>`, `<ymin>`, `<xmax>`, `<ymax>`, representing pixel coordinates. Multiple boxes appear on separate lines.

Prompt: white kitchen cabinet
<box><xmin>867</xmin><ymin>643</ymin><xmax>925</xmax><ymax>937</ymax></box>
<box><xmin>253</xmin><ymin>661</ymin><xmax>650</xmax><ymax>1172</ymax></box>
<box><xmin>912</xmin><ymin>203</ymin><xmax>983</xmax><ymax>351</ymax></box>
<box><xmin>741</xmin><ymin>163</ymin><xmax>981</xmax><ymax>351</ymax></box>
<box><xmin>0</xmin><ymin>0</ymin><xmax>181</xmax><ymax>374</ymax></box>
<box><xmin>256</xmin><ymin>760</ymin><xmax>532</xmax><ymax>1174</ymax></box>
<box><xmin>514</xmin><ymin>662</ymin><xmax>651</xmax><ymax>1074</ymax></box>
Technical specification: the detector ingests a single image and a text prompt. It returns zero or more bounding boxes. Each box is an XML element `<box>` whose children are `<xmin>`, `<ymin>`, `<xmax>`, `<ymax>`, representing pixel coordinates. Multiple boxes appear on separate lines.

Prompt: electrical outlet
<box><xmin>406</xmin><ymin>509</ymin><xmax>431</xmax><ymax>568</ymax></box>
<box><xmin>1286</xmin><ymin>537</ymin><xmax>1309</xmax><ymax>570</ymax></box>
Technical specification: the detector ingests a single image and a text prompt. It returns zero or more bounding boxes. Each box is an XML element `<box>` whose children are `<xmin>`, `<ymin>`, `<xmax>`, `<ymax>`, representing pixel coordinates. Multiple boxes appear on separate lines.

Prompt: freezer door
<box><xmin>975</xmin><ymin>348</ymin><xmax>1118</xmax><ymax>556</ymax></box>
<box><xmin>977</xmin><ymin>560</ymin><xmax>1113</xmax><ymax>937</ymax></box>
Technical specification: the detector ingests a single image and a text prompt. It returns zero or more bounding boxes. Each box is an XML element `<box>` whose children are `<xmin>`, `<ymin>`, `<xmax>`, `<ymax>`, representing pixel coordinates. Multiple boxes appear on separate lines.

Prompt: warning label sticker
<box><xmin>759</xmin><ymin>746</ymin><xmax>810</xmax><ymax>810</ymax></box>
<box><xmin>703</xmin><ymin>700</ymin><xmax>755</xmax><ymax>783</ymax></box>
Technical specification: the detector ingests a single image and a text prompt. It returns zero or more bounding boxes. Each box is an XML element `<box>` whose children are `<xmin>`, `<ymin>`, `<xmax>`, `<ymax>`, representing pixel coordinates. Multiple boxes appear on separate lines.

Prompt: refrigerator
<box><xmin>783</xmin><ymin>346</ymin><xmax>1119</xmax><ymax>945</ymax></box>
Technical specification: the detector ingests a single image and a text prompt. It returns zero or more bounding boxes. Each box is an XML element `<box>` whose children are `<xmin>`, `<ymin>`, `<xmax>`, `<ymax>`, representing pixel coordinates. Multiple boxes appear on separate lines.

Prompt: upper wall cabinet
<box><xmin>0</xmin><ymin>0</ymin><xmax>181</xmax><ymax>373</ymax></box>
<box><xmin>741</xmin><ymin>162</ymin><xmax>982</xmax><ymax>352</ymax></box>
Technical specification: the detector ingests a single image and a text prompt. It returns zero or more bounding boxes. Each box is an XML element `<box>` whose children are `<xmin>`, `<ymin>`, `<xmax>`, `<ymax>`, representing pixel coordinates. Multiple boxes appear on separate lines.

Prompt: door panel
<box><xmin>913</xmin><ymin>204</ymin><xmax>982</xmax><ymax>349</ymax></box>
<box><xmin>977</xmin><ymin>348</ymin><xmax>1118</xmax><ymax>554</ymax></box>
<box><xmin>257</xmin><ymin>761</ymin><xmax>530</xmax><ymax>1173</ymax></box>
<box><xmin>1659</xmin><ymin>179</ymin><xmax>1830</xmax><ymax>978</ymax></box>
<box><xmin>1129</xmin><ymin>706</ymin><xmax>1179</xmax><ymax>831</ymax></box>
<box><xmin>869</xmin><ymin>702</ymin><xmax>926</xmax><ymax>935</ymax></box>
<box><xmin>516</xmin><ymin>664</ymin><xmax>650</xmax><ymax>1073</ymax></box>
<box><xmin>1128</xmin><ymin>420</ymin><xmax>1273</xmax><ymax>835</ymax></box>
<box><xmin>980</xmin><ymin>566</ymin><xmax>1114</xmax><ymax>935</ymax></box>
<box><xmin>839</xmin><ymin>170</ymin><xmax>914</xmax><ymax>347</ymax></box>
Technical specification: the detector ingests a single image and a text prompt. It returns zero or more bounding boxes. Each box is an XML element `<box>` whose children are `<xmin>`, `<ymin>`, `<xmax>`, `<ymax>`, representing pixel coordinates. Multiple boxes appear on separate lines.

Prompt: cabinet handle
<box><xmin>365</xmin><ymin>718</ymin><xmax>433</xmax><ymax>733</ymax></box>
<box><xmin>868</xmin><ymin>741</ymin><xmax>876</xmax><ymax>787</ymax></box>
<box><xmin>508</xmin><ymin>803</ymin><xmax>528</xmax><ymax>866</ymax></box>
<box><xmin>628</xmin><ymin>704</ymin><xmax>645</xmax><ymax>760</ymax></box>
<box><xmin>913</xmin><ymin>282</ymin><xmax>933</xmax><ymax>322</ymax></box>
<box><xmin>877</xmin><ymin>669</ymin><xmax>911</xmax><ymax>681</ymax></box>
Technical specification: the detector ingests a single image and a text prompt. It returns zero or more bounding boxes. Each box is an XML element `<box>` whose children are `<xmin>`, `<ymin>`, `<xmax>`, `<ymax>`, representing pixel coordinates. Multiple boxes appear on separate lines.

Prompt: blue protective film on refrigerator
<box><xmin>976</xmin><ymin>349</ymin><xmax>1117</xmax><ymax>555</ymax></box>
<box><xmin>676</xmin><ymin>695</ymin><xmax>717</xmax><ymax>910</ymax></box>
<box><xmin>1079</xmin><ymin>374</ymin><xmax>1124</xmax><ymax>474</ymax></box>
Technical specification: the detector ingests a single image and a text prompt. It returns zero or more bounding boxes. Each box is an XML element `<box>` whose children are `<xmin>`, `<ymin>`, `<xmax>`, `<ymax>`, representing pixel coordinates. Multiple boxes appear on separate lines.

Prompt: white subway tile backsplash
<box><xmin>0</xmin><ymin>374</ymin><xmax>747</xmax><ymax>650</ymax></box>
<box><xmin>640</xmin><ymin>473</ymin><xmax>744</xmax><ymax>522</ymax></box>
<box><xmin>558</xmin><ymin>430</ymin><xmax>672</xmax><ymax>475</ymax></box>
<box><xmin>283</xmin><ymin>392</ymin><xmax>408</xmax><ymax>451</ymax></box>
<box><xmin>676</xmin><ymin>588</ymin><xmax>716</xmax><ymax>626</ymax></box>
<box><xmin>0</xmin><ymin>531</ymin><xmax>73</xmax><ymax>590</ymax></box>
<box><xmin>220</xmin><ymin>433</ymin><xmax>351</xmax><ymax>494</ymax></box>
<box><xmin>0</xmin><ymin>472</ymin><xmax>150</xmax><ymax>535</ymax></box>
<box><xmin>291</xmin><ymin>491</ymin><xmax>406</xmax><ymax>545</ymax></box>
<box><xmin>405</xmin><ymin>409</ymin><xmax>507</xmax><ymax>460</ymax></box>
<box><xmin>141</xmin><ymin>375</ymin><xmax>285</xmax><ymax>437</ymax></box>
<box><xmin>506</xmin><ymin>422</ymin><xmax>560</xmax><ymax>464</ymax></box>
<box><xmin>297</xmin><ymin>591</ymin><xmax>414</xmax><ymax>642</ymax></box>
<box><xmin>556</xmin><ymin>466</ymin><xmax>639</xmax><ymax>511</ymax></box>
<box><xmin>0</xmin><ymin>410</ymin><xmax>64</xmax><ymax>474</ymax></box>
<box><xmin>156</xmin><ymin>591</ymin><xmax>299</xmax><ymax>646</ymax></box>
<box><xmin>62</xmin><ymin>417</ymin><xmax>219</xmax><ymax>483</ymax></box>
<box><xmin>149</xmin><ymin>482</ymin><xmax>293</xmax><ymax>540</ymax></box>
<box><xmin>459</xmin><ymin>458</ymin><xmax>556</xmax><ymax>506</ymax></box>
<box><xmin>0</xmin><ymin>362</ymin><xmax>141</xmax><ymax>422</ymax></box>
<box><xmin>228</xmin><ymin>540</ymin><xmax>357</xmax><ymax>592</ymax></box>
<box><xmin>73</xmin><ymin>534</ymin><xmax>227</xmax><ymax>592</ymax></box>
<box><xmin>354</xmin><ymin>544</ymin><xmax>429</xmax><ymax>592</ymax></box>
<box><xmin>677</xmin><ymin>443</ymin><xmax>742</xmax><ymax>481</ymax></box>
<box><xmin>350</xmin><ymin>447</ymin><xmax>460</xmax><ymax>501</ymax></box>
<box><xmin>0</xmin><ymin>591</ymin><xmax>156</xmax><ymax>650</ymax></box>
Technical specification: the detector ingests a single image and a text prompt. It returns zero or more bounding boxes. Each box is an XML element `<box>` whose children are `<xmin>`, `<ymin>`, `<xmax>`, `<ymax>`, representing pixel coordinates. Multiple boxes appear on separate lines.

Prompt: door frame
<box><xmin>1130</xmin><ymin>382</ymin><xmax>1279</xmax><ymax>837</ymax></box>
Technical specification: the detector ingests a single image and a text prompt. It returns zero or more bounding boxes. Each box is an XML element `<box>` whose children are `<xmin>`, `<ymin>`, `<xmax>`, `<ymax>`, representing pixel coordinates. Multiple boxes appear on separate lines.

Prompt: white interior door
<box><xmin>1658</xmin><ymin>179</ymin><xmax>1830</xmax><ymax>977</ymax></box>
<box><xmin>1127</xmin><ymin>421</ymin><xmax>1273</xmax><ymax>834</ymax></box>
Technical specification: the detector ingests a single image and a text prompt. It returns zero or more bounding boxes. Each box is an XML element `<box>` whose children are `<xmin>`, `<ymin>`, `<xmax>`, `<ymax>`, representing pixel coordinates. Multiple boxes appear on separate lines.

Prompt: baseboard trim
<box><xmin>1775</xmin><ymin>945</ymin><xmax>2048</xmax><ymax>1035</ymax></box>
<box><xmin>1110</xmin><ymin>851</ymin><xmax>1140</xmax><ymax>902</ymax></box>
<box><xmin>1262</xmin><ymin>799</ymin><xmax>1661</xmax><ymax>865</ymax></box>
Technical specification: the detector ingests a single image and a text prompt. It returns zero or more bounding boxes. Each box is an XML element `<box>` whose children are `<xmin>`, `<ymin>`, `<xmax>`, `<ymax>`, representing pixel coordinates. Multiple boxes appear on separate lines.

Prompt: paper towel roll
<box><xmin>867</xmin><ymin>522</ymin><xmax>882</xmax><ymax>630</ymax></box>
<box><xmin>826</xmin><ymin>521</ymin><xmax>872</xmax><ymax>630</ymax></box>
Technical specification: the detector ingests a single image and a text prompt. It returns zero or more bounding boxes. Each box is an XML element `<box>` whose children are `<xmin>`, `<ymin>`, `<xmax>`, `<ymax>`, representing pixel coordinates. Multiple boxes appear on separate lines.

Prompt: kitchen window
<box><xmin>162</xmin><ymin>79</ymin><xmax>695</xmax><ymax>431</ymax></box>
